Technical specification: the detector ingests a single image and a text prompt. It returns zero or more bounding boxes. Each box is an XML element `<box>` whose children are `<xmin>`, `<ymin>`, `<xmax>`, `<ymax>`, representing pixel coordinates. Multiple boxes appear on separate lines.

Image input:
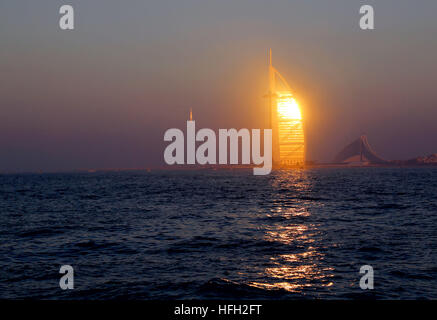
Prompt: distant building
<box><xmin>267</xmin><ymin>49</ymin><xmax>305</xmax><ymax>166</ymax></box>
<box><xmin>334</xmin><ymin>135</ymin><xmax>388</xmax><ymax>164</ymax></box>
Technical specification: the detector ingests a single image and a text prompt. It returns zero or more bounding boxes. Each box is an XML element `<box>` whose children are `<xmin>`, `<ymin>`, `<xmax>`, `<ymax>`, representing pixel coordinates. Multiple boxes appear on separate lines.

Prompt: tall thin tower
<box><xmin>268</xmin><ymin>48</ymin><xmax>281</xmax><ymax>165</ymax></box>
<box><xmin>268</xmin><ymin>49</ymin><xmax>280</xmax><ymax>164</ymax></box>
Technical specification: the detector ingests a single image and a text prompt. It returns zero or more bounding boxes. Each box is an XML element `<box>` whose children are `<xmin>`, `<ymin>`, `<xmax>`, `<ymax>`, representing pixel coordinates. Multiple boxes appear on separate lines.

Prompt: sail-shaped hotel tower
<box><xmin>268</xmin><ymin>49</ymin><xmax>305</xmax><ymax>166</ymax></box>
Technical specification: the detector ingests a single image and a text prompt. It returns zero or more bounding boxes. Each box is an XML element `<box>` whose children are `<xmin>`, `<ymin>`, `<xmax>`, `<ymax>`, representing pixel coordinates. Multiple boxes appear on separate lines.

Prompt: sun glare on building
<box><xmin>277</xmin><ymin>93</ymin><xmax>301</xmax><ymax>120</ymax></box>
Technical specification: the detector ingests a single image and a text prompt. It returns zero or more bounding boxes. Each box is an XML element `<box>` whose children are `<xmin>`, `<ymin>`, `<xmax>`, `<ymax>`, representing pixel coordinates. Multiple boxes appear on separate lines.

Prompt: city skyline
<box><xmin>1</xmin><ymin>0</ymin><xmax>437</xmax><ymax>172</ymax></box>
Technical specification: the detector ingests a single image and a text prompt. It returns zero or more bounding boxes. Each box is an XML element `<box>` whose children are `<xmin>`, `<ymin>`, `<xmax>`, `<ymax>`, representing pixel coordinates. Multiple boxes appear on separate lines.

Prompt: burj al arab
<box><xmin>267</xmin><ymin>49</ymin><xmax>305</xmax><ymax>167</ymax></box>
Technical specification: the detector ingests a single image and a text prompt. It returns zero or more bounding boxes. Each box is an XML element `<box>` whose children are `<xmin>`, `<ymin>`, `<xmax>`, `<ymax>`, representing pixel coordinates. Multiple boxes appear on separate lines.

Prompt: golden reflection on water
<box><xmin>265</xmin><ymin>224</ymin><xmax>314</xmax><ymax>244</ymax></box>
<box><xmin>249</xmin><ymin>170</ymin><xmax>334</xmax><ymax>293</ymax></box>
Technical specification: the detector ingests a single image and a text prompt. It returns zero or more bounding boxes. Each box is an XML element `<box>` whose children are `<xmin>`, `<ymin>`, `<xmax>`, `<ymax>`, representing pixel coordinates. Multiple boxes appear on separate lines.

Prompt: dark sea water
<box><xmin>0</xmin><ymin>168</ymin><xmax>436</xmax><ymax>299</ymax></box>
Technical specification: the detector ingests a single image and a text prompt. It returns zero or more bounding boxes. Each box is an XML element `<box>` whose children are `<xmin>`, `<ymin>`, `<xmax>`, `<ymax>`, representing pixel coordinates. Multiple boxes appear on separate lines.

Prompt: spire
<box><xmin>269</xmin><ymin>48</ymin><xmax>274</xmax><ymax>92</ymax></box>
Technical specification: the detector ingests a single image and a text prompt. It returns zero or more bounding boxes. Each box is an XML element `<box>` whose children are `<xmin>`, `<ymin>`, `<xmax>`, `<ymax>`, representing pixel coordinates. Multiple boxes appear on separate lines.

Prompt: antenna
<box><xmin>269</xmin><ymin>48</ymin><xmax>274</xmax><ymax>93</ymax></box>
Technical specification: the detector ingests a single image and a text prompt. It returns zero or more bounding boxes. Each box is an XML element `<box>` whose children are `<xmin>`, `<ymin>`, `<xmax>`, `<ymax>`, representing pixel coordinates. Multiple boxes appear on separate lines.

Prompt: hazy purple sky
<box><xmin>1</xmin><ymin>0</ymin><xmax>436</xmax><ymax>172</ymax></box>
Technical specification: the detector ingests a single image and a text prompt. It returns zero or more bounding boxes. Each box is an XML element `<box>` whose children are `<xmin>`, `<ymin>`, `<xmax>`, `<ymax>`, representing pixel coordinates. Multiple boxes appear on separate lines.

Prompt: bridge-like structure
<box><xmin>334</xmin><ymin>135</ymin><xmax>388</xmax><ymax>164</ymax></box>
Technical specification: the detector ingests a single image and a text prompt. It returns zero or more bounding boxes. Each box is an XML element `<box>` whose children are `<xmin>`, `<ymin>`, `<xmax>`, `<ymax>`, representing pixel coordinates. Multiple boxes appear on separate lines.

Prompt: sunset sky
<box><xmin>1</xmin><ymin>0</ymin><xmax>436</xmax><ymax>172</ymax></box>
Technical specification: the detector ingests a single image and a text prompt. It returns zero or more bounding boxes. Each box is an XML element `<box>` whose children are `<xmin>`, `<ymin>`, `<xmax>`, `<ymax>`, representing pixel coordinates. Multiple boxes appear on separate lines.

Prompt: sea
<box><xmin>0</xmin><ymin>168</ymin><xmax>436</xmax><ymax>299</ymax></box>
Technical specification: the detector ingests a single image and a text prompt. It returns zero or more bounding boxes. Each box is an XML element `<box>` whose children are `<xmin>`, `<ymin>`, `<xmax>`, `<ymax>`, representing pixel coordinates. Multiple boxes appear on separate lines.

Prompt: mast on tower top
<box><xmin>269</xmin><ymin>48</ymin><xmax>274</xmax><ymax>93</ymax></box>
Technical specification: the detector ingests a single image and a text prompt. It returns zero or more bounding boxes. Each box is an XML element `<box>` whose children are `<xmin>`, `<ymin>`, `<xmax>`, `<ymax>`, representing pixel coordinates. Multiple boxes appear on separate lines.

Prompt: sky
<box><xmin>1</xmin><ymin>0</ymin><xmax>436</xmax><ymax>172</ymax></box>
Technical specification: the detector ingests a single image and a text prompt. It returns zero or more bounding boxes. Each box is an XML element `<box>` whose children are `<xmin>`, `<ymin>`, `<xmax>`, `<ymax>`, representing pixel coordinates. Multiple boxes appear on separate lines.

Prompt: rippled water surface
<box><xmin>0</xmin><ymin>168</ymin><xmax>436</xmax><ymax>299</ymax></box>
